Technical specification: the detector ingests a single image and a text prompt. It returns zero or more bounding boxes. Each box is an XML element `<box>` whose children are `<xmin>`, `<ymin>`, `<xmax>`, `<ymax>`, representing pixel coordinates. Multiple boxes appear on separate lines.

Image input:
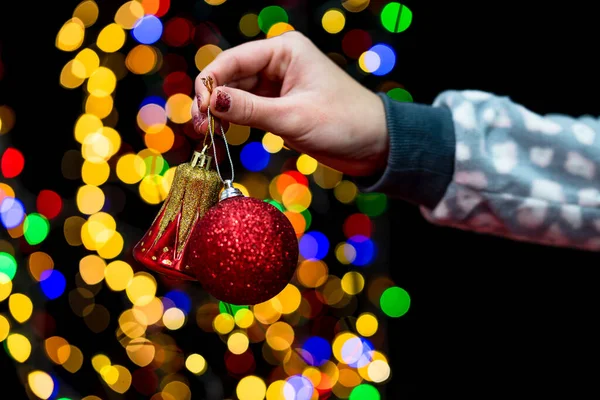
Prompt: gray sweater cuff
<box><xmin>355</xmin><ymin>93</ymin><xmax>456</xmax><ymax>209</ymax></box>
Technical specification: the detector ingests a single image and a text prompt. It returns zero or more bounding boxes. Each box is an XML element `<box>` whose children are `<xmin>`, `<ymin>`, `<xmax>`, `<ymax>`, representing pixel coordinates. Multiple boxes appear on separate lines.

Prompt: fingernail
<box><xmin>192</xmin><ymin>112</ymin><xmax>206</xmax><ymax>132</ymax></box>
<box><xmin>215</xmin><ymin>90</ymin><xmax>231</xmax><ymax>112</ymax></box>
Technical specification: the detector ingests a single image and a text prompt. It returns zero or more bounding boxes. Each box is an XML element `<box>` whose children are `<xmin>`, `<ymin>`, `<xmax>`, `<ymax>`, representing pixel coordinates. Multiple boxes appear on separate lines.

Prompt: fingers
<box><xmin>209</xmin><ymin>86</ymin><xmax>292</xmax><ymax>134</ymax></box>
<box><xmin>191</xmin><ymin>98</ymin><xmax>229</xmax><ymax>136</ymax></box>
<box><xmin>194</xmin><ymin>34</ymin><xmax>294</xmax><ymax>104</ymax></box>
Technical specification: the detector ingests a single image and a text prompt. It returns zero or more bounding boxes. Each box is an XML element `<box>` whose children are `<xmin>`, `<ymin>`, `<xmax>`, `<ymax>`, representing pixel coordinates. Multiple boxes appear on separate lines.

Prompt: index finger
<box><xmin>194</xmin><ymin>34</ymin><xmax>290</xmax><ymax>111</ymax></box>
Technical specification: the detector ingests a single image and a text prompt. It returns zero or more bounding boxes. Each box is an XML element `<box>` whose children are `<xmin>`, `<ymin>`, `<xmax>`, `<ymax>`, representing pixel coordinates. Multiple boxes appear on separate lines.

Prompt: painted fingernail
<box><xmin>215</xmin><ymin>90</ymin><xmax>231</xmax><ymax>112</ymax></box>
<box><xmin>192</xmin><ymin>112</ymin><xmax>206</xmax><ymax>132</ymax></box>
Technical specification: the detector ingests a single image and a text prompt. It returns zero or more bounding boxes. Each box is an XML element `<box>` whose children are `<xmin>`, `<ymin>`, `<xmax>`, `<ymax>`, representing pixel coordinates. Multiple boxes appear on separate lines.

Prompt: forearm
<box><xmin>361</xmin><ymin>90</ymin><xmax>600</xmax><ymax>251</ymax></box>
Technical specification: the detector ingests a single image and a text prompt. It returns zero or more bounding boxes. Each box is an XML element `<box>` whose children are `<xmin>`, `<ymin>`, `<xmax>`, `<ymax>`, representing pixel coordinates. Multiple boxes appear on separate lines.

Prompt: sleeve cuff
<box><xmin>355</xmin><ymin>92</ymin><xmax>456</xmax><ymax>209</ymax></box>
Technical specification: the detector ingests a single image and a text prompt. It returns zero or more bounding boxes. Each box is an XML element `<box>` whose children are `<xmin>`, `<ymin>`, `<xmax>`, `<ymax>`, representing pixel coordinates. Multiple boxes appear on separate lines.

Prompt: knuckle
<box><xmin>241</xmin><ymin>96</ymin><xmax>255</xmax><ymax>124</ymax></box>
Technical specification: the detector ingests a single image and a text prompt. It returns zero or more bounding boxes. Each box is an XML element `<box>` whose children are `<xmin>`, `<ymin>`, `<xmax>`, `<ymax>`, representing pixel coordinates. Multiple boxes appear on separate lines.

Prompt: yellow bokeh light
<box><xmin>335</xmin><ymin>242</ymin><xmax>356</xmax><ymax>264</ymax></box>
<box><xmin>253</xmin><ymin>298</ymin><xmax>282</xmax><ymax>325</ymax></box>
<box><xmin>60</xmin><ymin>60</ymin><xmax>85</xmax><ymax>89</ymax></box>
<box><xmin>313</xmin><ymin>164</ymin><xmax>343</xmax><ymax>189</ymax></box>
<box><xmin>163</xmin><ymin>307</ymin><xmax>186</xmax><ymax>330</ymax></box>
<box><xmin>86</xmin><ymin>94</ymin><xmax>113</xmax><ymax>119</ymax></box>
<box><xmin>126</xmin><ymin>272</ymin><xmax>157</xmax><ymax>306</ymax></box>
<box><xmin>297</xmin><ymin>154</ymin><xmax>318</xmax><ymax>175</ymax></box>
<box><xmin>134</xmin><ymin>296</ymin><xmax>164</xmax><ymax>325</ymax></box>
<box><xmin>276</xmin><ymin>284</ymin><xmax>301</xmax><ymax>314</ymax></box>
<box><xmin>166</xmin><ymin>93</ymin><xmax>193</xmax><ymax>123</ymax></box>
<box><xmin>91</xmin><ymin>354</ymin><xmax>110</xmax><ymax>373</ymax></box>
<box><xmin>0</xmin><ymin>105</ymin><xmax>16</xmax><ymax>135</ymax></box>
<box><xmin>115</xmin><ymin>1</ymin><xmax>145</xmax><ymax>29</ymax></box>
<box><xmin>126</xmin><ymin>337</ymin><xmax>155</xmax><ymax>367</ymax></box>
<box><xmin>28</xmin><ymin>371</ymin><xmax>54</xmax><ymax>400</ymax></box>
<box><xmin>186</xmin><ymin>353</ymin><xmax>208</xmax><ymax>375</ymax></box>
<box><xmin>303</xmin><ymin>367</ymin><xmax>322</xmax><ymax>388</ymax></box>
<box><xmin>126</xmin><ymin>45</ymin><xmax>158</xmax><ymax>75</ymax></box>
<box><xmin>334</xmin><ymin>180</ymin><xmax>358</xmax><ymax>204</ymax></box>
<box><xmin>82</xmin><ymin>160</ymin><xmax>110</xmax><ymax>186</ymax></box>
<box><xmin>282</xmin><ymin>183</ymin><xmax>312</xmax><ymax>213</ymax></box>
<box><xmin>267</xmin><ymin>22</ymin><xmax>295</xmax><ymax>39</ymax></box>
<box><xmin>163</xmin><ymin>381</ymin><xmax>191</xmax><ymax>400</ymax></box>
<box><xmin>205</xmin><ymin>0</ymin><xmax>227</xmax><ymax>5</ymax></box>
<box><xmin>322</xmin><ymin>9</ymin><xmax>346</xmax><ymax>34</ymax></box>
<box><xmin>9</xmin><ymin>293</ymin><xmax>33</xmax><ymax>323</ymax></box>
<box><xmin>266</xmin><ymin>380</ymin><xmax>294</xmax><ymax>400</ymax></box>
<box><xmin>0</xmin><ymin>315</ymin><xmax>9</xmax><ymax>342</ymax></box>
<box><xmin>97</xmin><ymin>230</ymin><xmax>124</xmax><ymax>259</ymax></box>
<box><xmin>6</xmin><ymin>333</ymin><xmax>31</xmax><ymax>363</ymax></box>
<box><xmin>341</xmin><ymin>271</ymin><xmax>365</xmax><ymax>295</ymax></box>
<box><xmin>100</xmin><ymin>365</ymin><xmax>119</xmax><ymax>384</ymax></box>
<box><xmin>45</xmin><ymin>336</ymin><xmax>71</xmax><ymax>365</ymax></box>
<box><xmin>88</xmin><ymin>67</ymin><xmax>117</xmax><ymax>97</ymax></box>
<box><xmin>195</xmin><ymin>44</ymin><xmax>222</xmax><ymax>71</ymax></box>
<box><xmin>63</xmin><ymin>345</ymin><xmax>85</xmax><ymax>373</ymax></box>
<box><xmin>145</xmin><ymin>126</ymin><xmax>175</xmax><ymax>153</ymax></box>
<box><xmin>73</xmin><ymin>0</ymin><xmax>99</xmax><ymax>27</ymax></box>
<box><xmin>28</xmin><ymin>252</ymin><xmax>54</xmax><ymax>282</ymax></box>
<box><xmin>234</xmin><ymin>308</ymin><xmax>255</xmax><ymax>329</ymax></box>
<box><xmin>119</xmin><ymin>309</ymin><xmax>148</xmax><ymax>339</ymax></box>
<box><xmin>75</xmin><ymin>48</ymin><xmax>100</xmax><ymax>78</ymax></box>
<box><xmin>285</xmin><ymin>211</ymin><xmax>306</xmax><ymax>236</ymax></box>
<box><xmin>226</xmin><ymin>124</ymin><xmax>251</xmax><ymax>146</ymax></box>
<box><xmin>237</xmin><ymin>376</ymin><xmax>267</xmax><ymax>400</ymax></box>
<box><xmin>80</xmin><ymin>212</ymin><xmax>117</xmax><ymax>251</ymax></box>
<box><xmin>107</xmin><ymin>365</ymin><xmax>132</xmax><ymax>394</ymax></box>
<box><xmin>213</xmin><ymin>313</ymin><xmax>235</xmax><ymax>335</ymax></box>
<box><xmin>82</xmin><ymin>132</ymin><xmax>112</xmax><ymax>163</ymax></box>
<box><xmin>116</xmin><ymin>154</ymin><xmax>146</xmax><ymax>184</ymax></box>
<box><xmin>266</xmin><ymin>322</ymin><xmax>294</xmax><ymax>351</ymax></box>
<box><xmin>342</xmin><ymin>0</ymin><xmax>370</xmax><ymax>13</ymax></box>
<box><xmin>97</xmin><ymin>23</ymin><xmax>126</xmax><ymax>53</ymax></box>
<box><xmin>100</xmin><ymin>127</ymin><xmax>122</xmax><ymax>157</ymax></box>
<box><xmin>239</xmin><ymin>13</ymin><xmax>260</xmax><ymax>37</ymax></box>
<box><xmin>228</xmin><ymin>331</ymin><xmax>250</xmax><ymax>355</ymax></box>
<box><xmin>356</xmin><ymin>313</ymin><xmax>378</xmax><ymax>337</ymax></box>
<box><xmin>332</xmin><ymin>332</ymin><xmax>358</xmax><ymax>363</ymax></box>
<box><xmin>56</xmin><ymin>18</ymin><xmax>85</xmax><ymax>52</ymax></box>
<box><xmin>64</xmin><ymin>216</ymin><xmax>85</xmax><ymax>246</ymax></box>
<box><xmin>357</xmin><ymin>350</ymin><xmax>387</xmax><ymax>381</ymax></box>
<box><xmin>0</xmin><ymin>276</ymin><xmax>12</xmax><ymax>302</ymax></box>
<box><xmin>262</xmin><ymin>132</ymin><xmax>284</xmax><ymax>153</ymax></box>
<box><xmin>74</xmin><ymin>113</ymin><xmax>102</xmax><ymax>143</ymax></box>
<box><xmin>105</xmin><ymin>260</ymin><xmax>134</xmax><ymax>291</ymax></box>
<box><xmin>139</xmin><ymin>174</ymin><xmax>168</xmax><ymax>204</ymax></box>
<box><xmin>79</xmin><ymin>254</ymin><xmax>106</xmax><ymax>285</ymax></box>
<box><xmin>76</xmin><ymin>185</ymin><xmax>105</xmax><ymax>215</ymax></box>
<box><xmin>368</xmin><ymin>359</ymin><xmax>391</xmax><ymax>383</ymax></box>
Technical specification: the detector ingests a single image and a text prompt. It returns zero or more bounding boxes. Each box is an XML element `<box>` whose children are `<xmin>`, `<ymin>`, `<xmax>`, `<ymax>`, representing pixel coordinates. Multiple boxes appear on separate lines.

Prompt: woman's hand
<box><xmin>192</xmin><ymin>31</ymin><xmax>388</xmax><ymax>176</ymax></box>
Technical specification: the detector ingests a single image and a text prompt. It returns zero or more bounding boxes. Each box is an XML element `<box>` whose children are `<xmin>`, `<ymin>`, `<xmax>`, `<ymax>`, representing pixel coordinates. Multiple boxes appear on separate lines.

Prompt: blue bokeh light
<box><xmin>302</xmin><ymin>336</ymin><xmax>331</xmax><ymax>366</ymax></box>
<box><xmin>164</xmin><ymin>289</ymin><xmax>191</xmax><ymax>314</ymax></box>
<box><xmin>299</xmin><ymin>231</ymin><xmax>329</xmax><ymax>260</ymax></box>
<box><xmin>0</xmin><ymin>197</ymin><xmax>25</xmax><ymax>229</ymax></box>
<box><xmin>347</xmin><ymin>235</ymin><xmax>376</xmax><ymax>266</ymax></box>
<box><xmin>370</xmin><ymin>43</ymin><xmax>396</xmax><ymax>76</ymax></box>
<box><xmin>140</xmin><ymin>95</ymin><xmax>166</xmax><ymax>108</ymax></box>
<box><xmin>132</xmin><ymin>15</ymin><xmax>163</xmax><ymax>45</ymax></box>
<box><xmin>40</xmin><ymin>270</ymin><xmax>67</xmax><ymax>300</ymax></box>
<box><xmin>240</xmin><ymin>142</ymin><xmax>270</xmax><ymax>172</ymax></box>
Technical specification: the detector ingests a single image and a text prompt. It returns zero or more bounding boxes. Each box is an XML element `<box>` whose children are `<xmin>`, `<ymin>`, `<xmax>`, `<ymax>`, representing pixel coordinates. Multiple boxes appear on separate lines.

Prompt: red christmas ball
<box><xmin>187</xmin><ymin>196</ymin><xmax>299</xmax><ymax>305</ymax></box>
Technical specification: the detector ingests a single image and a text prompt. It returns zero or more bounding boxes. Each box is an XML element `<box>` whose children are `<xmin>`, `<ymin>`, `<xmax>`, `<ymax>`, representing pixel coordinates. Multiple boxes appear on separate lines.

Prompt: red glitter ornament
<box><xmin>186</xmin><ymin>184</ymin><xmax>299</xmax><ymax>305</ymax></box>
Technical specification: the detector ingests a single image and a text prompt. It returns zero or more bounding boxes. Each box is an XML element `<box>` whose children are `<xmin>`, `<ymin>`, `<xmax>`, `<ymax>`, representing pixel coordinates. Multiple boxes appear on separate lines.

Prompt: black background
<box><xmin>2</xmin><ymin>0</ymin><xmax>599</xmax><ymax>398</ymax></box>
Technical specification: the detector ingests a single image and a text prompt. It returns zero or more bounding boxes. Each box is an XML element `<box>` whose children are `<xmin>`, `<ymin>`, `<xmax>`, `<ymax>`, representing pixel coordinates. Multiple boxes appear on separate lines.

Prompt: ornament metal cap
<box><xmin>220</xmin><ymin>179</ymin><xmax>243</xmax><ymax>201</ymax></box>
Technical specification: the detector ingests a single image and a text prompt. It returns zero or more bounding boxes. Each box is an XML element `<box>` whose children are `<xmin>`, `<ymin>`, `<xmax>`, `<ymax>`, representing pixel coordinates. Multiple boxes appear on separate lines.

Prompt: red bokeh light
<box><xmin>37</xmin><ymin>190</ymin><xmax>63</xmax><ymax>219</ymax></box>
<box><xmin>1</xmin><ymin>147</ymin><xmax>25</xmax><ymax>178</ymax></box>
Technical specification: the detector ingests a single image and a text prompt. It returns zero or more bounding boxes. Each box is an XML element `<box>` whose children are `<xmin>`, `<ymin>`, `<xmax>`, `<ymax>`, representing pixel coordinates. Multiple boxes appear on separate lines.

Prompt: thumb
<box><xmin>209</xmin><ymin>86</ymin><xmax>290</xmax><ymax>134</ymax></box>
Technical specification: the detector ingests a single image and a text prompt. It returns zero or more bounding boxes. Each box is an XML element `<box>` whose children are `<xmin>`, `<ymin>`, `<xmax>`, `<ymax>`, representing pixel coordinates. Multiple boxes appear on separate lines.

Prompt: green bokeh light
<box><xmin>380</xmin><ymin>286</ymin><xmax>411</xmax><ymax>317</ymax></box>
<box><xmin>381</xmin><ymin>2</ymin><xmax>413</xmax><ymax>33</ymax></box>
<box><xmin>0</xmin><ymin>252</ymin><xmax>17</xmax><ymax>281</ymax></box>
<box><xmin>219</xmin><ymin>301</ymin><xmax>249</xmax><ymax>315</ymax></box>
<box><xmin>258</xmin><ymin>6</ymin><xmax>289</xmax><ymax>33</ymax></box>
<box><xmin>350</xmin><ymin>383</ymin><xmax>381</xmax><ymax>400</ymax></box>
<box><xmin>356</xmin><ymin>193</ymin><xmax>387</xmax><ymax>217</ymax></box>
<box><xmin>301</xmin><ymin>208</ymin><xmax>312</xmax><ymax>231</ymax></box>
<box><xmin>23</xmin><ymin>213</ymin><xmax>50</xmax><ymax>246</ymax></box>
<box><xmin>266</xmin><ymin>199</ymin><xmax>285</xmax><ymax>212</ymax></box>
<box><xmin>387</xmin><ymin>88</ymin><xmax>413</xmax><ymax>102</ymax></box>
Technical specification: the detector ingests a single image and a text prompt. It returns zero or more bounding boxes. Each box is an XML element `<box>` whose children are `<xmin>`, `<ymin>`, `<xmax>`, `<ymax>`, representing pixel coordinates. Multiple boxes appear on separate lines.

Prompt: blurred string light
<box><xmin>0</xmin><ymin>0</ymin><xmax>418</xmax><ymax>398</ymax></box>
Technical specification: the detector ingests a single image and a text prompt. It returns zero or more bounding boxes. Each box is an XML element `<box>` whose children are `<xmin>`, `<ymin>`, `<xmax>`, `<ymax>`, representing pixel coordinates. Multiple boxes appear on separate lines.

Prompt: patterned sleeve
<box><xmin>420</xmin><ymin>90</ymin><xmax>600</xmax><ymax>251</ymax></box>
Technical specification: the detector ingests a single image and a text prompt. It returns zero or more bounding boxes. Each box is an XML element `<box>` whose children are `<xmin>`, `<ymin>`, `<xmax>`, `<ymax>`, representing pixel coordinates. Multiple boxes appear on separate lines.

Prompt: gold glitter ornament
<box><xmin>133</xmin><ymin>146</ymin><xmax>221</xmax><ymax>280</ymax></box>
